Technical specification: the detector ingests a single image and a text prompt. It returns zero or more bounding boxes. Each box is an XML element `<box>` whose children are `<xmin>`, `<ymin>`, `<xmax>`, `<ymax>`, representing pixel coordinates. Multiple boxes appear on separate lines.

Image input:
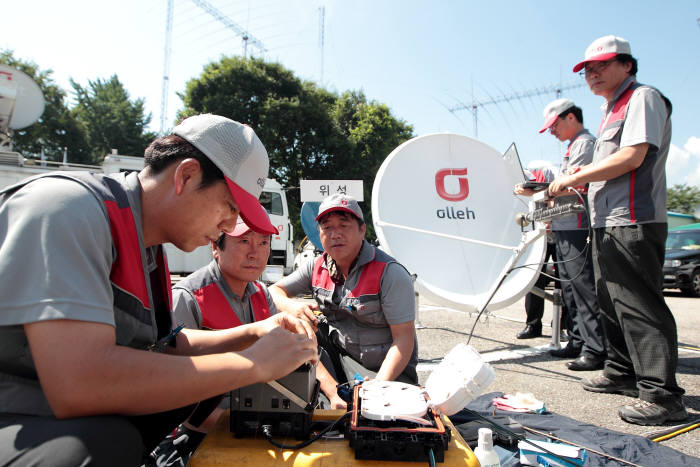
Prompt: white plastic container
<box><xmin>424</xmin><ymin>343</ymin><xmax>495</xmax><ymax>416</ymax></box>
<box><xmin>473</xmin><ymin>428</ymin><xmax>501</xmax><ymax>467</ymax></box>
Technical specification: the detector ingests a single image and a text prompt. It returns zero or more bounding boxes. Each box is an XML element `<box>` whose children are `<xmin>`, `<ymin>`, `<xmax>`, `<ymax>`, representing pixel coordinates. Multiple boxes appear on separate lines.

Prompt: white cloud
<box><xmin>666</xmin><ymin>137</ymin><xmax>700</xmax><ymax>187</ymax></box>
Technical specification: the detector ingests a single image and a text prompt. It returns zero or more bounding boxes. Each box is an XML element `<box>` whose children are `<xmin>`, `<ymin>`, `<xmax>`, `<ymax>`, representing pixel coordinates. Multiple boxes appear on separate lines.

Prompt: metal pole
<box><xmin>549</xmin><ymin>289</ymin><xmax>562</xmax><ymax>349</ymax></box>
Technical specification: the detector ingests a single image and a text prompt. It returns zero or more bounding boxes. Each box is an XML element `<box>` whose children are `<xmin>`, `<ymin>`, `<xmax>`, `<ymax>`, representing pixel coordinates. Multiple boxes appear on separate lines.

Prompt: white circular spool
<box><xmin>372</xmin><ymin>133</ymin><xmax>545</xmax><ymax>312</ymax></box>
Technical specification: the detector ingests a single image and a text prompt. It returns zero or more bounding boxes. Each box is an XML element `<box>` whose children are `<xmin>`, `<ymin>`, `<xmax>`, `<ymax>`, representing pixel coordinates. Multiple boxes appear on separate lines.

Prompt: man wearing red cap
<box><xmin>148</xmin><ymin>216</ymin><xmax>281</xmax><ymax>465</ymax></box>
<box><xmin>537</xmin><ymin>98</ymin><xmax>606</xmax><ymax>372</ymax></box>
<box><xmin>550</xmin><ymin>36</ymin><xmax>686</xmax><ymax>425</ymax></box>
<box><xmin>0</xmin><ymin>114</ymin><xmax>318</xmax><ymax>464</ymax></box>
<box><xmin>270</xmin><ymin>193</ymin><xmax>418</xmax><ymax>389</ymax></box>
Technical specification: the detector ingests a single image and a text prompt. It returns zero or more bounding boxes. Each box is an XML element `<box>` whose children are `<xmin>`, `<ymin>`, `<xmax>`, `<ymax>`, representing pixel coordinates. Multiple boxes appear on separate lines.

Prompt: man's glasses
<box><xmin>549</xmin><ymin>117</ymin><xmax>561</xmax><ymax>133</ymax></box>
<box><xmin>579</xmin><ymin>59</ymin><xmax>614</xmax><ymax>77</ymax></box>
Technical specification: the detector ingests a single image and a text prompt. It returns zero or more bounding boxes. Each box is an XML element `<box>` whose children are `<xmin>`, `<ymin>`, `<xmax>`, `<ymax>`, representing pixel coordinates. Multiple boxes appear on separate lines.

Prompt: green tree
<box><xmin>667</xmin><ymin>184</ymin><xmax>700</xmax><ymax>215</ymax></box>
<box><xmin>0</xmin><ymin>50</ymin><xmax>90</xmax><ymax>164</ymax></box>
<box><xmin>71</xmin><ymin>75</ymin><xmax>155</xmax><ymax>163</ymax></box>
<box><xmin>179</xmin><ymin>56</ymin><xmax>413</xmax><ymax>241</ymax></box>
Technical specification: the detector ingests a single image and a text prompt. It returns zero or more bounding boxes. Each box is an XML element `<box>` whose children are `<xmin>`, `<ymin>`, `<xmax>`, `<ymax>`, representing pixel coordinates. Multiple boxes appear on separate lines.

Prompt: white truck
<box><xmin>0</xmin><ymin>150</ymin><xmax>295</xmax><ymax>278</ymax></box>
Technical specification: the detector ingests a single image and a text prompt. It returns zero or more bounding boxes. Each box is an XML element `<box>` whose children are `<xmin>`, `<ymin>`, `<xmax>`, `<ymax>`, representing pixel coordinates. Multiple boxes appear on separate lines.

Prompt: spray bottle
<box><xmin>473</xmin><ymin>428</ymin><xmax>501</xmax><ymax>467</ymax></box>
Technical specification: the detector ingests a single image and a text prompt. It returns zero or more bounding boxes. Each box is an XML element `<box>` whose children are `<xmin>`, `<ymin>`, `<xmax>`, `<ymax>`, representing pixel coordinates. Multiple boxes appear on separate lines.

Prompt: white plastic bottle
<box><xmin>473</xmin><ymin>428</ymin><xmax>501</xmax><ymax>467</ymax></box>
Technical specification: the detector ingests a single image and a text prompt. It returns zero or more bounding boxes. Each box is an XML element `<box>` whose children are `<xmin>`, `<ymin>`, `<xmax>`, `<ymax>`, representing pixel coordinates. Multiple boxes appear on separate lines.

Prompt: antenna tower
<box><xmin>158</xmin><ymin>0</ymin><xmax>267</xmax><ymax>135</ymax></box>
<box><xmin>159</xmin><ymin>0</ymin><xmax>174</xmax><ymax>135</ymax></box>
<box><xmin>449</xmin><ymin>81</ymin><xmax>587</xmax><ymax>138</ymax></box>
<box><xmin>318</xmin><ymin>6</ymin><xmax>325</xmax><ymax>85</ymax></box>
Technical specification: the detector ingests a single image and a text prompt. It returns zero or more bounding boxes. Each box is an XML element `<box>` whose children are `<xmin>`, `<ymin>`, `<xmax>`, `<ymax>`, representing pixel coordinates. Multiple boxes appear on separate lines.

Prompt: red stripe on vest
<box><xmin>104</xmin><ymin>200</ymin><xmax>150</xmax><ymax>307</ymax></box>
<box><xmin>598</xmin><ymin>84</ymin><xmax>639</xmax><ymax>223</ymax></box>
<box><xmin>629</xmin><ymin>171</ymin><xmax>636</xmax><ymax>223</ymax></box>
<box><xmin>311</xmin><ymin>253</ymin><xmax>387</xmax><ymax>298</ymax></box>
<box><xmin>250</xmin><ymin>282</ymin><xmax>272</xmax><ymax>322</ymax></box>
<box><xmin>196</xmin><ymin>282</ymin><xmax>270</xmax><ymax>329</ymax></box>
<box><xmin>598</xmin><ymin>85</ymin><xmax>636</xmax><ymax>135</ymax></box>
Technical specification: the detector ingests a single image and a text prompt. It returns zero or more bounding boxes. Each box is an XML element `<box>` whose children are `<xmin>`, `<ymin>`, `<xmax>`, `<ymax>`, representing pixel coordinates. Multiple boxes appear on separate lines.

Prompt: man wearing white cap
<box><xmin>0</xmin><ymin>114</ymin><xmax>318</xmax><ymax>464</ymax></box>
<box><xmin>549</xmin><ymin>36</ymin><xmax>686</xmax><ymax>425</ymax></box>
<box><xmin>270</xmin><ymin>193</ymin><xmax>418</xmax><ymax>388</ymax></box>
<box><xmin>538</xmin><ymin>98</ymin><xmax>606</xmax><ymax>372</ymax></box>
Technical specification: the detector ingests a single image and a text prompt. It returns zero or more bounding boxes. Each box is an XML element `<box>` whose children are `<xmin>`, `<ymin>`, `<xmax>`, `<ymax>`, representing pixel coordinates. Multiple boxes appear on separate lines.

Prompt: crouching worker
<box><xmin>0</xmin><ymin>114</ymin><xmax>317</xmax><ymax>467</ymax></box>
<box><xmin>269</xmin><ymin>194</ymin><xmax>418</xmax><ymax>396</ymax></box>
<box><xmin>149</xmin><ymin>214</ymin><xmax>281</xmax><ymax>465</ymax></box>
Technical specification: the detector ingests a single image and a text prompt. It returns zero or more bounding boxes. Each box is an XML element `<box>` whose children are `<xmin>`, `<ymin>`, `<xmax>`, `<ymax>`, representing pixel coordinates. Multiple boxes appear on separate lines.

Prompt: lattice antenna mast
<box><xmin>159</xmin><ymin>0</ymin><xmax>174</xmax><ymax>135</ymax></box>
<box><xmin>449</xmin><ymin>81</ymin><xmax>587</xmax><ymax>138</ymax></box>
<box><xmin>190</xmin><ymin>0</ymin><xmax>266</xmax><ymax>57</ymax></box>
<box><xmin>318</xmin><ymin>6</ymin><xmax>325</xmax><ymax>85</ymax></box>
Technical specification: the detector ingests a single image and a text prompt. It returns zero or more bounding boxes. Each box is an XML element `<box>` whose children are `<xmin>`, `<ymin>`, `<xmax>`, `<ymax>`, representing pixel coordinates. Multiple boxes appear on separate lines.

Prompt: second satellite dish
<box><xmin>0</xmin><ymin>65</ymin><xmax>45</xmax><ymax>131</ymax></box>
<box><xmin>300</xmin><ymin>201</ymin><xmax>322</xmax><ymax>250</ymax></box>
<box><xmin>372</xmin><ymin>133</ymin><xmax>546</xmax><ymax>312</ymax></box>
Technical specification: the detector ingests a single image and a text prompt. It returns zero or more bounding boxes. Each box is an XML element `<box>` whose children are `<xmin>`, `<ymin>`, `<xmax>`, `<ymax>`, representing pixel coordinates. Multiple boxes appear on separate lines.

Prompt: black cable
<box><xmin>261</xmin><ymin>411</ymin><xmax>351</xmax><ymax>450</ymax></box>
<box><xmin>466</xmin><ymin>186</ymin><xmax>593</xmax><ymax>344</ymax></box>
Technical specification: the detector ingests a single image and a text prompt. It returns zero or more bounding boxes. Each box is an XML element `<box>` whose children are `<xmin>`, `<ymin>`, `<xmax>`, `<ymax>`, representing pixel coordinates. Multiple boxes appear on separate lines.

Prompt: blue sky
<box><xmin>4</xmin><ymin>0</ymin><xmax>699</xmax><ymax>187</ymax></box>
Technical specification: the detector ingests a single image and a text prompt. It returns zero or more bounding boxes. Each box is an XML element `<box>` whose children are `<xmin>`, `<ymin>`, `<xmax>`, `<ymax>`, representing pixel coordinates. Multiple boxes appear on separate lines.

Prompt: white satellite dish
<box><xmin>372</xmin><ymin>133</ymin><xmax>546</xmax><ymax>312</ymax></box>
<box><xmin>0</xmin><ymin>64</ymin><xmax>45</xmax><ymax>131</ymax></box>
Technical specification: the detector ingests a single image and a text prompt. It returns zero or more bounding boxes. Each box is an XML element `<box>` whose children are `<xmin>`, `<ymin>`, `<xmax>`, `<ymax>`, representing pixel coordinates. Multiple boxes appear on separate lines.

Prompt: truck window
<box><xmin>259</xmin><ymin>191</ymin><xmax>283</xmax><ymax>216</ymax></box>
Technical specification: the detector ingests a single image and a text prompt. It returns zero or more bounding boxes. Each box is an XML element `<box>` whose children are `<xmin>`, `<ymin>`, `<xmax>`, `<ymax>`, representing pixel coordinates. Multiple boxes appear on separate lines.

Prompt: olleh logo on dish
<box><xmin>435</xmin><ymin>168</ymin><xmax>476</xmax><ymax>220</ymax></box>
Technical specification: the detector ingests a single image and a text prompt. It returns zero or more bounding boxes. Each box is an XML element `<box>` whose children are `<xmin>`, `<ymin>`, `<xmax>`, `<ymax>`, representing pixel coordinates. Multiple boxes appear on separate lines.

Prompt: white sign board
<box><xmin>300</xmin><ymin>179</ymin><xmax>364</xmax><ymax>202</ymax></box>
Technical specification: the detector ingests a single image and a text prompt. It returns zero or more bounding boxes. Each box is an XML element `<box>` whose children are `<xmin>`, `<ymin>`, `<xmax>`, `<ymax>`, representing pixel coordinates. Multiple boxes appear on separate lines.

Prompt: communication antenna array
<box><xmin>449</xmin><ymin>81</ymin><xmax>587</xmax><ymax>138</ymax></box>
<box><xmin>158</xmin><ymin>0</ymin><xmax>267</xmax><ymax>135</ymax></box>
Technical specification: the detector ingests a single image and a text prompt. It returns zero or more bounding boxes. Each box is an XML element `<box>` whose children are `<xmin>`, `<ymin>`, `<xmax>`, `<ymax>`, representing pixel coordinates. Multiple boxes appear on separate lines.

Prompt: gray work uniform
<box><xmin>590</xmin><ymin>77</ymin><xmax>684</xmax><ymax>405</ymax></box>
<box><xmin>551</xmin><ymin>130</ymin><xmax>605</xmax><ymax>359</ymax></box>
<box><xmin>173</xmin><ymin>259</ymin><xmax>277</xmax><ymax>330</ymax></box>
<box><xmin>277</xmin><ymin>240</ymin><xmax>417</xmax><ymax>383</ymax></box>
<box><xmin>0</xmin><ymin>172</ymin><xmax>190</xmax><ymax>465</ymax></box>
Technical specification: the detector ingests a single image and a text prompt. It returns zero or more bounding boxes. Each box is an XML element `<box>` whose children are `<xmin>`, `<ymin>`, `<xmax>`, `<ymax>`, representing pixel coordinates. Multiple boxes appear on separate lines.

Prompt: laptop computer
<box><xmin>502</xmin><ymin>143</ymin><xmax>550</xmax><ymax>191</ymax></box>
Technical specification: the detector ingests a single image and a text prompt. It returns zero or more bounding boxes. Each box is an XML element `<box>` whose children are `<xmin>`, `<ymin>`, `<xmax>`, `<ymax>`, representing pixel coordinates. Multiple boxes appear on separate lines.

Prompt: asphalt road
<box><xmin>413</xmin><ymin>289</ymin><xmax>699</xmax><ymax>462</ymax></box>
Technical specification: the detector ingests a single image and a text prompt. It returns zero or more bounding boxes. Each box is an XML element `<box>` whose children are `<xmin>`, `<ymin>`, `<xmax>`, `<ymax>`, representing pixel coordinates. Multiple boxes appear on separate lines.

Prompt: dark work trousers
<box><xmin>0</xmin><ymin>405</ymin><xmax>195</xmax><ymax>467</ymax></box>
<box><xmin>524</xmin><ymin>240</ymin><xmax>570</xmax><ymax>331</ymax></box>
<box><xmin>593</xmin><ymin>223</ymin><xmax>684</xmax><ymax>404</ymax></box>
<box><xmin>554</xmin><ymin>229</ymin><xmax>605</xmax><ymax>359</ymax></box>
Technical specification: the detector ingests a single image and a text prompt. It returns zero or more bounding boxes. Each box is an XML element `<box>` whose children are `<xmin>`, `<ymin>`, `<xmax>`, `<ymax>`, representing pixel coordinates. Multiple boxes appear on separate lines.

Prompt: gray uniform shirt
<box><xmin>277</xmin><ymin>241</ymin><xmax>415</xmax><ymax>326</ymax></box>
<box><xmin>551</xmin><ymin>129</ymin><xmax>595</xmax><ymax>231</ymax></box>
<box><xmin>588</xmin><ymin>78</ymin><xmax>671</xmax><ymax>227</ymax></box>
<box><xmin>0</xmin><ymin>172</ymin><xmax>147</xmax><ymax>415</ymax></box>
<box><xmin>172</xmin><ymin>259</ymin><xmax>277</xmax><ymax>330</ymax></box>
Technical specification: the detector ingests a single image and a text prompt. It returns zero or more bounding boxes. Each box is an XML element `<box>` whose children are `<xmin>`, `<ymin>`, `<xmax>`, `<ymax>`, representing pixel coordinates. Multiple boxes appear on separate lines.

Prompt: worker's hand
<box><xmin>243</xmin><ymin>327</ymin><xmax>319</xmax><ymax>382</ymax></box>
<box><xmin>259</xmin><ymin>313</ymin><xmax>317</xmax><ymax>344</ymax></box>
<box><xmin>284</xmin><ymin>302</ymin><xmax>321</xmax><ymax>331</ymax></box>
<box><xmin>513</xmin><ymin>184</ymin><xmax>535</xmax><ymax>197</ymax></box>
<box><xmin>329</xmin><ymin>394</ymin><xmax>348</xmax><ymax>410</ymax></box>
<box><xmin>548</xmin><ymin>174</ymin><xmax>576</xmax><ymax>197</ymax></box>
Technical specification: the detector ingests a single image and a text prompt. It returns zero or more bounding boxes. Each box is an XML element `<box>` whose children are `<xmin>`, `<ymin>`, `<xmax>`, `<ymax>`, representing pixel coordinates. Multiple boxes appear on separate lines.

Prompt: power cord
<box><xmin>261</xmin><ymin>411</ymin><xmax>351</xmax><ymax>450</ymax></box>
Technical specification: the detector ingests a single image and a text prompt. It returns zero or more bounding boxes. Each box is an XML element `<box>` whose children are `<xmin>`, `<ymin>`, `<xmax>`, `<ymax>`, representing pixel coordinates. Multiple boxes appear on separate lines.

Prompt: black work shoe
<box><xmin>567</xmin><ymin>355</ymin><xmax>604</xmax><ymax>371</ymax></box>
<box><xmin>549</xmin><ymin>344</ymin><xmax>580</xmax><ymax>358</ymax></box>
<box><xmin>516</xmin><ymin>325</ymin><xmax>542</xmax><ymax>339</ymax></box>
<box><xmin>618</xmin><ymin>399</ymin><xmax>688</xmax><ymax>426</ymax></box>
<box><xmin>581</xmin><ymin>374</ymin><xmax>638</xmax><ymax>397</ymax></box>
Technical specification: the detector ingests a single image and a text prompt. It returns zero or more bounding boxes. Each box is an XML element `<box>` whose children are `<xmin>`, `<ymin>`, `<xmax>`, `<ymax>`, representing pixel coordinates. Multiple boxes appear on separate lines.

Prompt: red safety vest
<box><xmin>194</xmin><ymin>281</ymin><xmax>271</xmax><ymax>329</ymax></box>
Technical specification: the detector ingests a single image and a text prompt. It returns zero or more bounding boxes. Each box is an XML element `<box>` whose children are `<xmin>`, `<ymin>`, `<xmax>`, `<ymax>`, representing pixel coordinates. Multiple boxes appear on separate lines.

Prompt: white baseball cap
<box><xmin>172</xmin><ymin>114</ymin><xmax>277</xmax><ymax>235</ymax></box>
<box><xmin>315</xmin><ymin>193</ymin><xmax>364</xmax><ymax>222</ymax></box>
<box><xmin>539</xmin><ymin>98</ymin><xmax>575</xmax><ymax>133</ymax></box>
<box><xmin>573</xmin><ymin>35</ymin><xmax>632</xmax><ymax>73</ymax></box>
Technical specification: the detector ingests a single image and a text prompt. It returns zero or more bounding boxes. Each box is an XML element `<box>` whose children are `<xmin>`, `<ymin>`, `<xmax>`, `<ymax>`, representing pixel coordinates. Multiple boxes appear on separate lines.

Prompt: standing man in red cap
<box><xmin>538</xmin><ymin>98</ymin><xmax>606</xmax><ymax>372</ymax></box>
<box><xmin>549</xmin><ymin>36</ymin><xmax>686</xmax><ymax>425</ymax></box>
<box><xmin>0</xmin><ymin>114</ymin><xmax>318</xmax><ymax>465</ymax></box>
<box><xmin>270</xmin><ymin>193</ymin><xmax>418</xmax><ymax>388</ymax></box>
